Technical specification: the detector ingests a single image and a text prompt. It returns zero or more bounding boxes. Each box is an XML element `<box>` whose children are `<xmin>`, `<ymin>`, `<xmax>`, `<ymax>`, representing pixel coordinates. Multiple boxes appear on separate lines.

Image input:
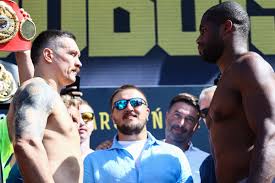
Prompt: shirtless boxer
<box><xmin>197</xmin><ymin>1</ymin><xmax>275</xmax><ymax>183</ymax></box>
<box><xmin>7</xmin><ymin>30</ymin><xmax>83</xmax><ymax>183</ymax></box>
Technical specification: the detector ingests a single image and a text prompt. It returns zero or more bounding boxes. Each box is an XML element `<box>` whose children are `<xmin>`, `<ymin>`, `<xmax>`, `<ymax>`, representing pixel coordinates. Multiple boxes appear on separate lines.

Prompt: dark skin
<box><xmin>197</xmin><ymin>16</ymin><xmax>275</xmax><ymax>183</ymax></box>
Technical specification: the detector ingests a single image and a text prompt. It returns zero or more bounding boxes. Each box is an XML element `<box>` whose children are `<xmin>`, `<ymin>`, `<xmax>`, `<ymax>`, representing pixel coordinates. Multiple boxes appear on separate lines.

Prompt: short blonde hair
<box><xmin>61</xmin><ymin>94</ymin><xmax>80</xmax><ymax>108</ymax></box>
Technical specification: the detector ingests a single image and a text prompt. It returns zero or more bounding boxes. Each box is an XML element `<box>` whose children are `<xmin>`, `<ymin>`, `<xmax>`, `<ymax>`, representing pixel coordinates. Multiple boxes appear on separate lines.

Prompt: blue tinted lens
<box><xmin>129</xmin><ymin>98</ymin><xmax>143</xmax><ymax>107</ymax></box>
<box><xmin>115</xmin><ymin>100</ymin><xmax>127</xmax><ymax>110</ymax></box>
<box><xmin>114</xmin><ymin>98</ymin><xmax>146</xmax><ymax>110</ymax></box>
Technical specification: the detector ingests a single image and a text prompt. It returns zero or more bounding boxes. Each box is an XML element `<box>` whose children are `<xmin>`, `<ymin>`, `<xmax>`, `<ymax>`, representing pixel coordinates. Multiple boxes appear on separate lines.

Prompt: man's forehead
<box><xmin>200</xmin><ymin>20</ymin><xmax>207</xmax><ymax>28</ymax></box>
<box><xmin>199</xmin><ymin>19</ymin><xmax>207</xmax><ymax>32</ymax></box>
<box><xmin>80</xmin><ymin>104</ymin><xmax>93</xmax><ymax>113</ymax></box>
<box><xmin>170</xmin><ymin>102</ymin><xmax>199</xmax><ymax>118</ymax></box>
<box><xmin>171</xmin><ymin>101</ymin><xmax>197</xmax><ymax>111</ymax></box>
<box><xmin>113</xmin><ymin>88</ymin><xmax>146</xmax><ymax>100</ymax></box>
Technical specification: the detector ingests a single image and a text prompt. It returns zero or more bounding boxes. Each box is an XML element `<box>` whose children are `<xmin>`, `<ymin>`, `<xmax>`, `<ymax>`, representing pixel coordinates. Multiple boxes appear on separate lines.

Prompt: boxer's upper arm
<box><xmin>13</xmin><ymin>82</ymin><xmax>55</xmax><ymax>140</ymax></box>
<box><xmin>239</xmin><ymin>54</ymin><xmax>275</xmax><ymax>135</ymax></box>
<box><xmin>238</xmin><ymin>53</ymin><xmax>275</xmax><ymax>183</ymax></box>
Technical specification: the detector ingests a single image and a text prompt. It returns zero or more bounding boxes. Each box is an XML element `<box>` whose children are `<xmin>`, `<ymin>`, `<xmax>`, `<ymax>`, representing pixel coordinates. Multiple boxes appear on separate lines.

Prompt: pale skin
<box><xmin>197</xmin><ymin>14</ymin><xmax>275</xmax><ymax>183</ymax></box>
<box><xmin>199</xmin><ymin>86</ymin><xmax>216</xmax><ymax>125</ymax></box>
<box><xmin>7</xmin><ymin>35</ymin><xmax>83</xmax><ymax>183</ymax></box>
<box><xmin>165</xmin><ymin>102</ymin><xmax>199</xmax><ymax>151</ymax></box>
<box><xmin>111</xmin><ymin>89</ymin><xmax>150</xmax><ymax>141</ymax></box>
<box><xmin>199</xmin><ymin>86</ymin><xmax>216</xmax><ymax>113</ymax></box>
<box><xmin>15</xmin><ymin>9</ymin><xmax>34</xmax><ymax>84</ymax></box>
<box><xmin>15</xmin><ymin>50</ymin><xmax>34</xmax><ymax>84</ymax></box>
<box><xmin>79</xmin><ymin>103</ymin><xmax>94</xmax><ymax>159</ymax></box>
<box><xmin>95</xmin><ymin>89</ymin><xmax>150</xmax><ymax>149</ymax></box>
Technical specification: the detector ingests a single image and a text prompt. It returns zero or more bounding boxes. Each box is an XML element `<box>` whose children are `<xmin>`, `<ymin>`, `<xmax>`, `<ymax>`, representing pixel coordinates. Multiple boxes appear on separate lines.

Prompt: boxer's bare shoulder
<box><xmin>10</xmin><ymin>77</ymin><xmax>58</xmax><ymax>139</ymax></box>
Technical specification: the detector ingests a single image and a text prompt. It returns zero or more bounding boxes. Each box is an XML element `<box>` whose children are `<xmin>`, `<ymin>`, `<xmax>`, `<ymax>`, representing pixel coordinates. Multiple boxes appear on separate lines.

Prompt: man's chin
<box><xmin>170</xmin><ymin>132</ymin><xmax>187</xmax><ymax>140</ymax></box>
<box><xmin>80</xmin><ymin>134</ymin><xmax>87</xmax><ymax>140</ymax></box>
<box><xmin>70</xmin><ymin>76</ymin><xmax>77</xmax><ymax>83</ymax></box>
<box><xmin>118</xmin><ymin>125</ymin><xmax>145</xmax><ymax>135</ymax></box>
<box><xmin>64</xmin><ymin>78</ymin><xmax>77</xmax><ymax>87</ymax></box>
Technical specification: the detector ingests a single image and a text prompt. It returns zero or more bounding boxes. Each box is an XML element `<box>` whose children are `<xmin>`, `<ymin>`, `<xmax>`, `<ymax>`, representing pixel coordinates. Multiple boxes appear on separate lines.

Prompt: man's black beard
<box><xmin>117</xmin><ymin>122</ymin><xmax>146</xmax><ymax>135</ymax></box>
<box><xmin>201</xmin><ymin>38</ymin><xmax>224</xmax><ymax>64</ymax></box>
<box><xmin>202</xmin><ymin>47</ymin><xmax>222</xmax><ymax>64</ymax></box>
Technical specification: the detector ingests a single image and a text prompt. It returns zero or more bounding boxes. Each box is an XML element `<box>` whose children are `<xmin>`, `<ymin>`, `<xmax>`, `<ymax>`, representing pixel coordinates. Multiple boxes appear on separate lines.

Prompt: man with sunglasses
<box><xmin>61</xmin><ymin>84</ymin><xmax>95</xmax><ymax>159</ymax></box>
<box><xmin>61</xmin><ymin>94</ymin><xmax>95</xmax><ymax>159</ymax></box>
<box><xmin>165</xmin><ymin>93</ymin><xmax>209</xmax><ymax>183</ymax></box>
<box><xmin>84</xmin><ymin>84</ymin><xmax>193</xmax><ymax>183</ymax></box>
<box><xmin>78</xmin><ymin>98</ymin><xmax>95</xmax><ymax>159</ymax></box>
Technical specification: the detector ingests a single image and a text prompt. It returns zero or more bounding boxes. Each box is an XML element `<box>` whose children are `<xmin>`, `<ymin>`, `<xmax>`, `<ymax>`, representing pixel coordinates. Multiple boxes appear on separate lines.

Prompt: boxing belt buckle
<box><xmin>0</xmin><ymin>0</ymin><xmax>36</xmax><ymax>51</ymax></box>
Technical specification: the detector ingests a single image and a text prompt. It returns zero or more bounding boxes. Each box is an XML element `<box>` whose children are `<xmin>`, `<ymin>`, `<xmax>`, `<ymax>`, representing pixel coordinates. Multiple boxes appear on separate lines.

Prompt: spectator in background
<box><xmin>165</xmin><ymin>92</ymin><xmax>209</xmax><ymax>183</ymax></box>
<box><xmin>199</xmin><ymin>86</ymin><xmax>217</xmax><ymax>124</ymax></box>
<box><xmin>78</xmin><ymin>99</ymin><xmax>95</xmax><ymax>159</ymax></box>
<box><xmin>198</xmin><ymin>86</ymin><xmax>217</xmax><ymax>183</ymax></box>
<box><xmin>61</xmin><ymin>85</ymin><xmax>95</xmax><ymax>159</ymax></box>
<box><xmin>61</xmin><ymin>94</ymin><xmax>82</xmax><ymax>128</ymax></box>
<box><xmin>84</xmin><ymin>84</ymin><xmax>193</xmax><ymax>183</ymax></box>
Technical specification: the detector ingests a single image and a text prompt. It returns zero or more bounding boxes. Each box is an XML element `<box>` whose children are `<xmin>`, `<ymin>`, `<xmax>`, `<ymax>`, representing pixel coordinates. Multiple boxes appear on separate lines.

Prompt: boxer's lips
<box><xmin>197</xmin><ymin>45</ymin><xmax>203</xmax><ymax>55</ymax></box>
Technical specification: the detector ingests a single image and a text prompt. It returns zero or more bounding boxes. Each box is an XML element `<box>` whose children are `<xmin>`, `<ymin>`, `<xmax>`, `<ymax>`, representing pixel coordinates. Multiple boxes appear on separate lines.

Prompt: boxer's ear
<box><xmin>43</xmin><ymin>48</ymin><xmax>54</xmax><ymax>63</ymax></box>
<box><xmin>224</xmin><ymin>20</ymin><xmax>234</xmax><ymax>33</ymax></box>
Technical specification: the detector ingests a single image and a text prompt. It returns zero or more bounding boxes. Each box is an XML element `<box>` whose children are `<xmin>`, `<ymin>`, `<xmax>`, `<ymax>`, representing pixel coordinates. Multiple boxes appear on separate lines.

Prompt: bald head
<box><xmin>202</xmin><ymin>1</ymin><xmax>249</xmax><ymax>40</ymax></box>
<box><xmin>199</xmin><ymin>86</ymin><xmax>217</xmax><ymax>110</ymax></box>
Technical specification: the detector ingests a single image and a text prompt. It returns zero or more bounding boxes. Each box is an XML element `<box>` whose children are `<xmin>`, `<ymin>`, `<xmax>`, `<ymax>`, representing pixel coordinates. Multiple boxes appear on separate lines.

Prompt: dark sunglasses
<box><xmin>113</xmin><ymin>98</ymin><xmax>147</xmax><ymax>110</ymax></box>
<box><xmin>81</xmin><ymin>112</ymin><xmax>94</xmax><ymax>123</ymax></box>
<box><xmin>200</xmin><ymin>108</ymin><xmax>209</xmax><ymax>118</ymax></box>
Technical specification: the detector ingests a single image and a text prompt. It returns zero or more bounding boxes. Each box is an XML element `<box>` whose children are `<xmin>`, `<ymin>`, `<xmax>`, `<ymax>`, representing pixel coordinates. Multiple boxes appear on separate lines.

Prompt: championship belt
<box><xmin>0</xmin><ymin>63</ymin><xmax>17</xmax><ymax>102</ymax></box>
<box><xmin>0</xmin><ymin>0</ymin><xmax>36</xmax><ymax>51</ymax></box>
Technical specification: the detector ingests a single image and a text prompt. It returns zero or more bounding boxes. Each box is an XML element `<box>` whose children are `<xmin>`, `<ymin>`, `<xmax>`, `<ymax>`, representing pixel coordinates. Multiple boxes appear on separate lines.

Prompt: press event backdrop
<box><xmin>0</xmin><ymin>0</ymin><xmax>275</xmax><ymax>151</ymax></box>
